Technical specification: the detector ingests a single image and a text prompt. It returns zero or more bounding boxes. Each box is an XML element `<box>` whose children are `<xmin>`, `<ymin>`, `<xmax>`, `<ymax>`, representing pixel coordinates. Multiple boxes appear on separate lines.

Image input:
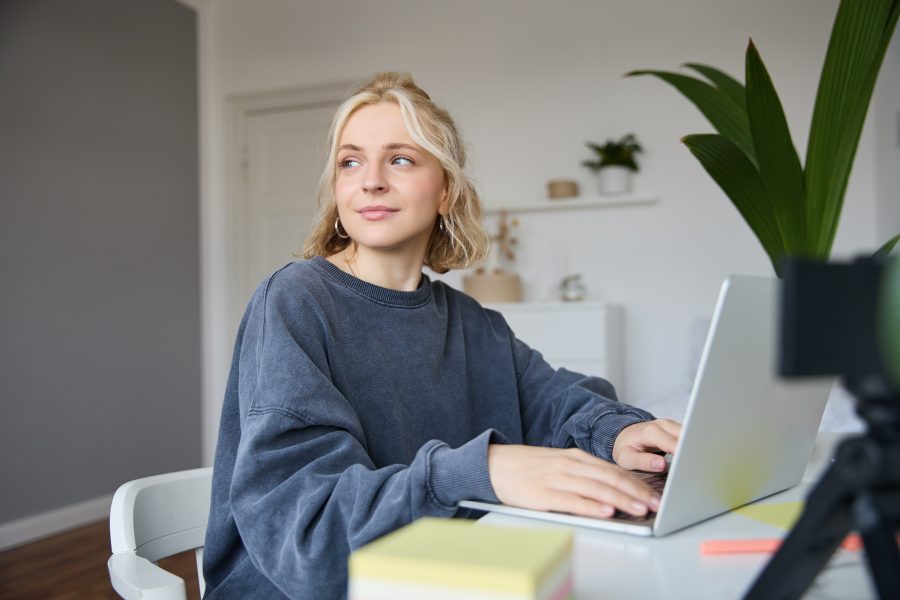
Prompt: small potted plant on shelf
<box><xmin>582</xmin><ymin>133</ymin><xmax>642</xmax><ymax>195</ymax></box>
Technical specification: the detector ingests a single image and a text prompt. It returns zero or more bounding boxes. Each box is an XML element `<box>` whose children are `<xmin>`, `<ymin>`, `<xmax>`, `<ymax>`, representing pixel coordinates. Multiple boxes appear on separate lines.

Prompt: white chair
<box><xmin>108</xmin><ymin>467</ymin><xmax>213</xmax><ymax>600</ymax></box>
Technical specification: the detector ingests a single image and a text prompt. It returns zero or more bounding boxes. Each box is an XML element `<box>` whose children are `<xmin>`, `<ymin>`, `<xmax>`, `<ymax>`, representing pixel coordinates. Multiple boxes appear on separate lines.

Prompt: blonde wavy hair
<box><xmin>301</xmin><ymin>72</ymin><xmax>488</xmax><ymax>273</ymax></box>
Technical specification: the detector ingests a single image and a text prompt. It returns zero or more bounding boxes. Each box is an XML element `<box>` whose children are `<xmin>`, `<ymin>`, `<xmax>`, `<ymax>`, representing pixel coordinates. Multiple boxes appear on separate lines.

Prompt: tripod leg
<box><xmin>854</xmin><ymin>492</ymin><xmax>900</xmax><ymax>599</ymax></box>
<box><xmin>743</xmin><ymin>460</ymin><xmax>852</xmax><ymax>600</ymax></box>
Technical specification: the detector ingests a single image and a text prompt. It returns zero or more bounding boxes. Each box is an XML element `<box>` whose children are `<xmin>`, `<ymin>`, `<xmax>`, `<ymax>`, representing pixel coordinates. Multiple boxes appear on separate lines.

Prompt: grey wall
<box><xmin>0</xmin><ymin>0</ymin><xmax>201</xmax><ymax>522</ymax></box>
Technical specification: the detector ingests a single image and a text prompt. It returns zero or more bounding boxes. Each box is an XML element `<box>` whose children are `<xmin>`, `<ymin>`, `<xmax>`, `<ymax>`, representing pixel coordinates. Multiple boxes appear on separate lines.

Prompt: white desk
<box><xmin>479</xmin><ymin>433</ymin><xmax>877</xmax><ymax>599</ymax></box>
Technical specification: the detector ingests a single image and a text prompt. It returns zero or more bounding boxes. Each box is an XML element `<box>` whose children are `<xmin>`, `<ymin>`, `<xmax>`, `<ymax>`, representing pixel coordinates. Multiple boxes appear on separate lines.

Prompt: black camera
<box><xmin>779</xmin><ymin>257</ymin><xmax>897</xmax><ymax>399</ymax></box>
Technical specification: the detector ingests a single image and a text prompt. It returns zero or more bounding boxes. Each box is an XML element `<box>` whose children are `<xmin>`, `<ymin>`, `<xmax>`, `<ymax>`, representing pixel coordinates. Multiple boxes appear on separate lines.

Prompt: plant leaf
<box><xmin>627</xmin><ymin>69</ymin><xmax>756</xmax><ymax>164</ymax></box>
<box><xmin>682</xmin><ymin>134</ymin><xmax>785</xmax><ymax>274</ymax></box>
<box><xmin>683</xmin><ymin>63</ymin><xmax>747</xmax><ymax>112</ymax></box>
<box><xmin>805</xmin><ymin>0</ymin><xmax>900</xmax><ymax>256</ymax></box>
<box><xmin>875</xmin><ymin>232</ymin><xmax>900</xmax><ymax>258</ymax></box>
<box><xmin>745</xmin><ymin>40</ymin><xmax>809</xmax><ymax>257</ymax></box>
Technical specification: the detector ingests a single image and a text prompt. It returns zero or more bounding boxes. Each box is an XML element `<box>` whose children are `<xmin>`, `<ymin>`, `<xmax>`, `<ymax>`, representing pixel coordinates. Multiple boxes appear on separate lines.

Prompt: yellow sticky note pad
<box><xmin>734</xmin><ymin>501</ymin><xmax>804</xmax><ymax>531</ymax></box>
<box><xmin>349</xmin><ymin>517</ymin><xmax>572</xmax><ymax>597</ymax></box>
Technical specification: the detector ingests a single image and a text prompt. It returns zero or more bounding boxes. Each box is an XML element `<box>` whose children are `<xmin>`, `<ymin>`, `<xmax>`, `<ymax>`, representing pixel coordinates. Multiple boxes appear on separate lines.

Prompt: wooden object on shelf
<box><xmin>546</xmin><ymin>180</ymin><xmax>579</xmax><ymax>199</ymax></box>
<box><xmin>463</xmin><ymin>272</ymin><xmax>522</xmax><ymax>303</ymax></box>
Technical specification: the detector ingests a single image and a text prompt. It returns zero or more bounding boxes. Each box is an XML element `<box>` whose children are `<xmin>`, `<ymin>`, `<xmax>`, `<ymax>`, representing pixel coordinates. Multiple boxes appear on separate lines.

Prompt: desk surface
<box><xmin>478</xmin><ymin>432</ymin><xmax>876</xmax><ymax>599</ymax></box>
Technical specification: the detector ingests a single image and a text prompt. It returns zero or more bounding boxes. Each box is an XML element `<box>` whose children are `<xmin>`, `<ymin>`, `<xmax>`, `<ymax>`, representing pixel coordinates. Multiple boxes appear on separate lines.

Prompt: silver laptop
<box><xmin>460</xmin><ymin>275</ymin><xmax>832</xmax><ymax>536</ymax></box>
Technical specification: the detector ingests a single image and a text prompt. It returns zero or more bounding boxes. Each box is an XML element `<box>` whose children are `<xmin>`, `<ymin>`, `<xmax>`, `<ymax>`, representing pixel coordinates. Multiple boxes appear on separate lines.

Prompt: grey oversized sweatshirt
<box><xmin>202</xmin><ymin>257</ymin><xmax>654</xmax><ymax>599</ymax></box>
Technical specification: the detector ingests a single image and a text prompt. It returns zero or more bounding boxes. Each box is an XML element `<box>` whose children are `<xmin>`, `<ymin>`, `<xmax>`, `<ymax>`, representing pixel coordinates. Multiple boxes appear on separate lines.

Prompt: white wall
<box><xmin>200</xmin><ymin>0</ymin><xmax>896</xmax><ymax>461</ymax></box>
<box><xmin>875</xmin><ymin>28</ymin><xmax>900</xmax><ymax>247</ymax></box>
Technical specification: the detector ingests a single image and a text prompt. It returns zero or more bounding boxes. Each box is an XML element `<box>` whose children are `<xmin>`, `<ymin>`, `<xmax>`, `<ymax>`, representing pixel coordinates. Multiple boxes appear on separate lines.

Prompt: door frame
<box><xmin>225</xmin><ymin>82</ymin><xmax>354</xmax><ymax>341</ymax></box>
<box><xmin>201</xmin><ymin>81</ymin><xmax>354</xmax><ymax>462</ymax></box>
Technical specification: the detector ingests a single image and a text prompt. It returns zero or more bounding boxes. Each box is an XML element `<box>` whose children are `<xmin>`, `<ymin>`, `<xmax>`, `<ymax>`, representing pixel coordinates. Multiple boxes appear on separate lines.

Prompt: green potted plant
<box><xmin>627</xmin><ymin>0</ymin><xmax>898</xmax><ymax>276</ymax></box>
<box><xmin>582</xmin><ymin>133</ymin><xmax>642</xmax><ymax>195</ymax></box>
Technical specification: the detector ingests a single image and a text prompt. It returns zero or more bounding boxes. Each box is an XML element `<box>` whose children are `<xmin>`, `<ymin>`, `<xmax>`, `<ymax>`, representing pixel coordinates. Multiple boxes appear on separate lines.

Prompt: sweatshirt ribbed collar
<box><xmin>311</xmin><ymin>256</ymin><xmax>432</xmax><ymax>308</ymax></box>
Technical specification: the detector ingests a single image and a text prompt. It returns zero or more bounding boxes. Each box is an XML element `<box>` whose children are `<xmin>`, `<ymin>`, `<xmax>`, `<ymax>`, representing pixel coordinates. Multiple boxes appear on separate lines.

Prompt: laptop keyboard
<box><xmin>612</xmin><ymin>472</ymin><xmax>668</xmax><ymax>522</ymax></box>
<box><xmin>641</xmin><ymin>472</ymin><xmax>668</xmax><ymax>494</ymax></box>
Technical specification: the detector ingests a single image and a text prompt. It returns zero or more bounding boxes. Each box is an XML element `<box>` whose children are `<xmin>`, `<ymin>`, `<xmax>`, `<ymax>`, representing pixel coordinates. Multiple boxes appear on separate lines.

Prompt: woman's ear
<box><xmin>438</xmin><ymin>181</ymin><xmax>450</xmax><ymax>216</ymax></box>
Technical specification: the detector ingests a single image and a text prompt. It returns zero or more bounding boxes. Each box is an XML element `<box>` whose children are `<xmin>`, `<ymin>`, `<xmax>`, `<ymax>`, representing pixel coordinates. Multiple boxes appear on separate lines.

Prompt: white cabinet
<box><xmin>485</xmin><ymin>302</ymin><xmax>623</xmax><ymax>389</ymax></box>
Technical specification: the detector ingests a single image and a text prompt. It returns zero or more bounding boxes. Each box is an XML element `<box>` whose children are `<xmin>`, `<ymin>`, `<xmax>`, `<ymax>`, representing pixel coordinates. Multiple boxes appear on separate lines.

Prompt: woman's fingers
<box><xmin>619</xmin><ymin>450</ymin><xmax>667</xmax><ymax>473</ymax></box>
<box><xmin>655</xmin><ymin>418</ymin><xmax>683</xmax><ymax>438</ymax></box>
<box><xmin>612</xmin><ymin>419</ymin><xmax>683</xmax><ymax>470</ymax></box>
<box><xmin>544</xmin><ymin>488</ymin><xmax>615</xmax><ymax>519</ymax></box>
<box><xmin>485</xmin><ymin>420</ymin><xmax>687</xmax><ymax>519</ymax></box>
<box><xmin>559</xmin><ymin>456</ymin><xmax>659</xmax><ymax>509</ymax></box>
<box><xmin>640</xmin><ymin>422</ymin><xmax>680</xmax><ymax>454</ymax></box>
<box><xmin>487</xmin><ymin>444</ymin><xmax>661</xmax><ymax>519</ymax></box>
<box><xmin>552</xmin><ymin>471</ymin><xmax>656</xmax><ymax>517</ymax></box>
<box><xmin>651</xmin><ymin>419</ymin><xmax>683</xmax><ymax>450</ymax></box>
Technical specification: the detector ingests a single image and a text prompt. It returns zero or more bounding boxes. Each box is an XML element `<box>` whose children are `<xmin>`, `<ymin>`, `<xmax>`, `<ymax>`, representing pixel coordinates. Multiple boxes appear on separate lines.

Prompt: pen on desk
<box><xmin>700</xmin><ymin>539</ymin><xmax>782</xmax><ymax>554</ymax></box>
<box><xmin>700</xmin><ymin>534</ymin><xmax>869</xmax><ymax>555</ymax></box>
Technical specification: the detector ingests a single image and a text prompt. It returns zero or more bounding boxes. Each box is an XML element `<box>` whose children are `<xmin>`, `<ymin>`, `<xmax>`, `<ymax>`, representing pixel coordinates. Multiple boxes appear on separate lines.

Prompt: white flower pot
<box><xmin>598</xmin><ymin>166</ymin><xmax>633</xmax><ymax>195</ymax></box>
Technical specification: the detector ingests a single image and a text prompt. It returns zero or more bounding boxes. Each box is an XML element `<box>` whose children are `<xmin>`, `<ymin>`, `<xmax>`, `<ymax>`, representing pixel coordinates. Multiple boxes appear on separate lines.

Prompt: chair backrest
<box><xmin>108</xmin><ymin>467</ymin><xmax>212</xmax><ymax>599</ymax></box>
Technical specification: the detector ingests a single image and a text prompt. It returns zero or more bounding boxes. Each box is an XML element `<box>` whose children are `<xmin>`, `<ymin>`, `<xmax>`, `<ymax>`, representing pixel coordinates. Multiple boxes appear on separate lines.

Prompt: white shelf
<box><xmin>483</xmin><ymin>193</ymin><xmax>657</xmax><ymax>216</ymax></box>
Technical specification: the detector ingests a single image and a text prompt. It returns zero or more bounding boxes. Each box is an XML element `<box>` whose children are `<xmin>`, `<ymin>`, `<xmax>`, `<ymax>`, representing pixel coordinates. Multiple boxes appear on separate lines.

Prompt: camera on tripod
<box><xmin>746</xmin><ymin>256</ymin><xmax>900</xmax><ymax>600</ymax></box>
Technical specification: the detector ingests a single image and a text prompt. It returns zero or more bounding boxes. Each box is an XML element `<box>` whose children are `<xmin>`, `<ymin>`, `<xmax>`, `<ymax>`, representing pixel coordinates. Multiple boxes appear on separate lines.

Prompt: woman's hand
<box><xmin>612</xmin><ymin>418</ymin><xmax>682</xmax><ymax>472</ymax></box>
<box><xmin>487</xmin><ymin>444</ymin><xmax>662</xmax><ymax>519</ymax></box>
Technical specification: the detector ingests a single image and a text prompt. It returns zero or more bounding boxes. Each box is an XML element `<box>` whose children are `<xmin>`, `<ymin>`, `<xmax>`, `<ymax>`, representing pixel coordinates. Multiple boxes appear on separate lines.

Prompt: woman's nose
<box><xmin>362</xmin><ymin>163</ymin><xmax>388</xmax><ymax>193</ymax></box>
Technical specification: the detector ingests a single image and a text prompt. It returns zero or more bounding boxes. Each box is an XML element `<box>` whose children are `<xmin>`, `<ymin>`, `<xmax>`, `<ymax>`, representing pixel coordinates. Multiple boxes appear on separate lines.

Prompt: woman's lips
<box><xmin>358</xmin><ymin>207</ymin><xmax>398</xmax><ymax>221</ymax></box>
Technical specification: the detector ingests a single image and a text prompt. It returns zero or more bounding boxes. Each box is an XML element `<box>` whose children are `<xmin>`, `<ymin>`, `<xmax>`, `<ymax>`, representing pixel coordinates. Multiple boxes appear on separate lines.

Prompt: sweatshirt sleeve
<box><xmin>510</xmin><ymin>333</ymin><xmax>655</xmax><ymax>462</ymax></box>
<box><xmin>229</xmin><ymin>278</ymin><xmax>503</xmax><ymax>598</ymax></box>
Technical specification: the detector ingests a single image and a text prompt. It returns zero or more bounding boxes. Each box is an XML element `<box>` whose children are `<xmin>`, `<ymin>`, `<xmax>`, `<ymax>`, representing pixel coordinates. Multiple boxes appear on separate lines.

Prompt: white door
<box><xmin>240</xmin><ymin>104</ymin><xmax>335</xmax><ymax>302</ymax></box>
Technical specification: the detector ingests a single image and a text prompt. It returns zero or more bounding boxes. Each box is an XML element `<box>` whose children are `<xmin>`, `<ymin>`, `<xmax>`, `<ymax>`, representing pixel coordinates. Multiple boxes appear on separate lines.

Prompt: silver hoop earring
<box><xmin>440</xmin><ymin>215</ymin><xmax>456</xmax><ymax>250</ymax></box>
<box><xmin>335</xmin><ymin>217</ymin><xmax>350</xmax><ymax>239</ymax></box>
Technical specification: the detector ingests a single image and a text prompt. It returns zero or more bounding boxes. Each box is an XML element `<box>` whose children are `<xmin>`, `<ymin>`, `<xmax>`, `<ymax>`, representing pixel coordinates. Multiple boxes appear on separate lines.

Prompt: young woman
<box><xmin>203</xmin><ymin>72</ymin><xmax>682</xmax><ymax>599</ymax></box>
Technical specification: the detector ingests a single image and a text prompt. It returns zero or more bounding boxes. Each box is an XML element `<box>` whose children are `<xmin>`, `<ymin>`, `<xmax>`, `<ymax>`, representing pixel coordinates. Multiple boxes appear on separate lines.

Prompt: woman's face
<box><xmin>334</xmin><ymin>102</ymin><xmax>448</xmax><ymax>259</ymax></box>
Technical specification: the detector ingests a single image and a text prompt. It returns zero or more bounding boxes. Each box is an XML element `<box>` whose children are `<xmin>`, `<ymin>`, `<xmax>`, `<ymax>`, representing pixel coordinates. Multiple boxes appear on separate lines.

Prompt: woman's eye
<box><xmin>392</xmin><ymin>156</ymin><xmax>413</xmax><ymax>166</ymax></box>
<box><xmin>338</xmin><ymin>158</ymin><xmax>361</xmax><ymax>169</ymax></box>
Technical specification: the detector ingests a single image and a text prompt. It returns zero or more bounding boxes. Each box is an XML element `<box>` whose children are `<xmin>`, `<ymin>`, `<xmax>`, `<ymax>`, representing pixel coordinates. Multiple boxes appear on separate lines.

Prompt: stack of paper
<box><xmin>348</xmin><ymin>517</ymin><xmax>574</xmax><ymax>600</ymax></box>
